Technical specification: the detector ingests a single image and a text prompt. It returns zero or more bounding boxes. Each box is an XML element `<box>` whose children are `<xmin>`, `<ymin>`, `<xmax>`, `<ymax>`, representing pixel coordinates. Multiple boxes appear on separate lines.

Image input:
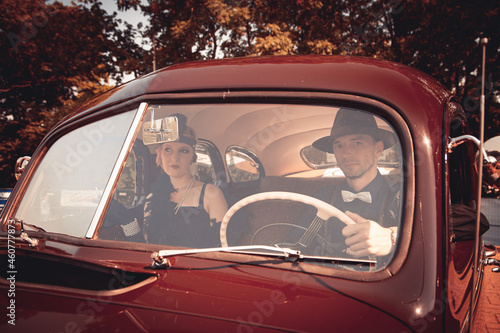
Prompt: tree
<box><xmin>1</xmin><ymin>0</ymin><xmax>498</xmax><ymax>187</ymax></box>
<box><xmin>389</xmin><ymin>0</ymin><xmax>499</xmax><ymax>139</ymax></box>
<box><xmin>0</xmin><ymin>0</ymin><xmax>140</xmax><ymax>186</ymax></box>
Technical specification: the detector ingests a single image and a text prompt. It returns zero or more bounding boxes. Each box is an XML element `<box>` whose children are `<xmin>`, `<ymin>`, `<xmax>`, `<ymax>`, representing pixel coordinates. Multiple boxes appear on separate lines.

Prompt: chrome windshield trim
<box><xmin>85</xmin><ymin>102</ymin><xmax>148</xmax><ymax>238</ymax></box>
<box><xmin>157</xmin><ymin>245</ymin><xmax>303</xmax><ymax>259</ymax></box>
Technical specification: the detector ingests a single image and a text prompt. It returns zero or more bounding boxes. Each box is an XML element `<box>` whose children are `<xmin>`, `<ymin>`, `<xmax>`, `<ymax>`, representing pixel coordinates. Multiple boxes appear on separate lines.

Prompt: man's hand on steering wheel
<box><xmin>342</xmin><ymin>211</ymin><xmax>394</xmax><ymax>257</ymax></box>
<box><xmin>220</xmin><ymin>191</ymin><xmax>355</xmax><ymax>248</ymax></box>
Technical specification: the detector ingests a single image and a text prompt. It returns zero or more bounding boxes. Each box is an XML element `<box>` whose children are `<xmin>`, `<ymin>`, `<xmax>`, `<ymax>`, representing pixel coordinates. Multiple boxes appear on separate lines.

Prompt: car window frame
<box><xmin>95</xmin><ymin>94</ymin><xmax>414</xmax><ymax>280</ymax></box>
<box><xmin>2</xmin><ymin>107</ymin><xmax>140</xmax><ymax>238</ymax></box>
<box><xmin>196</xmin><ymin>138</ymin><xmax>227</xmax><ymax>186</ymax></box>
<box><xmin>225</xmin><ymin>145</ymin><xmax>265</xmax><ymax>183</ymax></box>
<box><xmin>2</xmin><ymin>92</ymin><xmax>415</xmax><ymax>282</ymax></box>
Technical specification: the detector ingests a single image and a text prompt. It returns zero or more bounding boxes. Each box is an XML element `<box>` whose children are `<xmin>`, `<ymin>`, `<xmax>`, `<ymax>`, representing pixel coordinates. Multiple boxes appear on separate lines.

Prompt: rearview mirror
<box><xmin>143</xmin><ymin>114</ymin><xmax>179</xmax><ymax>145</ymax></box>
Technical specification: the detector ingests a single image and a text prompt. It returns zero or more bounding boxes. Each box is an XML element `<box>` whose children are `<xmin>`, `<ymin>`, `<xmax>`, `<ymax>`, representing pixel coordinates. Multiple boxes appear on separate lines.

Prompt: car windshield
<box><xmin>13</xmin><ymin>103</ymin><xmax>403</xmax><ymax>269</ymax></box>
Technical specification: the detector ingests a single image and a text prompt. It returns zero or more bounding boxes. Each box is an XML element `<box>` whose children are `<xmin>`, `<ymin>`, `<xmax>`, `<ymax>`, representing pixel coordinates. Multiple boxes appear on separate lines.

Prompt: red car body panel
<box><xmin>0</xmin><ymin>55</ymin><xmax>487</xmax><ymax>332</ymax></box>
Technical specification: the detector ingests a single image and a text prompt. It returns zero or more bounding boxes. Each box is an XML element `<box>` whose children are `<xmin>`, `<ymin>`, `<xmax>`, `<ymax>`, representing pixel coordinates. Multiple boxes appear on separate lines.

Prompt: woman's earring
<box><xmin>189</xmin><ymin>162</ymin><xmax>197</xmax><ymax>175</ymax></box>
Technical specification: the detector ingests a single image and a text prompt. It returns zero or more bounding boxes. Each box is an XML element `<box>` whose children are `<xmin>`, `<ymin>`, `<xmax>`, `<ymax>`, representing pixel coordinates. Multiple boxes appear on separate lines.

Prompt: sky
<box><xmin>54</xmin><ymin>0</ymin><xmax>147</xmax><ymax>29</ymax></box>
<box><xmin>98</xmin><ymin>0</ymin><xmax>148</xmax><ymax>29</ymax></box>
<box><xmin>52</xmin><ymin>0</ymin><xmax>149</xmax><ymax>82</ymax></box>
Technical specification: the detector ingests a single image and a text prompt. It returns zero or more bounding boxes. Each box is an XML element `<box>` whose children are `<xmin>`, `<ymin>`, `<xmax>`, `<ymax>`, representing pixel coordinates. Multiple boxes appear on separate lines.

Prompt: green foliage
<box><xmin>0</xmin><ymin>0</ymin><xmax>134</xmax><ymax>186</ymax></box>
<box><xmin>0</xmin><ymin>0</ymin><xmax>498</xmax><ymax>187</ymax></box>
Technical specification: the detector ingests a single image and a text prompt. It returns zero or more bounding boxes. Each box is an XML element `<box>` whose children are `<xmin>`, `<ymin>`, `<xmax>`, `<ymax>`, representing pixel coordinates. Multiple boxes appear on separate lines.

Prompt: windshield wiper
<box><xmin>151</xmin><ymin>245</ymin><xmax>301</xmax><ymax>268</ymax></box>
<box><xmin>150</xmin><ymin>245</ymin><xmax>376</xmax><ymax>269</ymax></box>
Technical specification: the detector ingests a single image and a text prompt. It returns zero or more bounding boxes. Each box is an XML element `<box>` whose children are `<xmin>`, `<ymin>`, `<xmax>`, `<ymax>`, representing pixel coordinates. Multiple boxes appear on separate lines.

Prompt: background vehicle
<box><xmin>0</xmin><ymin>189</ymin><xmax>12</xmax><ymax>213</ymax></box>
<box><xmin>0</xmin><ymin>56</ymin><xmax>496</xmax><ymax>332</ymax></box>
<box><xmin>481</xmin><ymin>137</ymin><xmax>500</xmax><ymax>245</ymax></box>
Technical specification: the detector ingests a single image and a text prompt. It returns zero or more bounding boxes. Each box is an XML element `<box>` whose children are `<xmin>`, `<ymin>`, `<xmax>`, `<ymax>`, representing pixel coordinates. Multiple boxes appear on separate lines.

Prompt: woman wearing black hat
<box><xmin>143</xmin><ymin>114</ymin><xmax>228</xmax><ymax>247</ymax></box>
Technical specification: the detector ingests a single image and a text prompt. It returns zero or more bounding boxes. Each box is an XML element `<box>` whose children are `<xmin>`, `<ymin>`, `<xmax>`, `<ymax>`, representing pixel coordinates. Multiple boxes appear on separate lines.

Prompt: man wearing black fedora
<box><xmin>303</xmin><ymin>108</ymin><xmax>401</xmax><ymax>259</ymax></box>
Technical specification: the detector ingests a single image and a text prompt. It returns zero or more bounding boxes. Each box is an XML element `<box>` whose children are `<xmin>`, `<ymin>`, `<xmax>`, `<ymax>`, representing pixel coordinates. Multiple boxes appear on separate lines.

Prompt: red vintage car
<box><xmin>0</xmin><ymin>55</ymin><xmax>497</xmax><ymax>332</ymax></box>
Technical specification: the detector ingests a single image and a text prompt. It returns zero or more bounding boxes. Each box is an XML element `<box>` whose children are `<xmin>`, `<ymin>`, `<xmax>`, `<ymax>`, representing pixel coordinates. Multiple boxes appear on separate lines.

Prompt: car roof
<box><xmin>71</xmin><ymin>55</ymin><xmax>451</xmax><ymax>121</ymax></box>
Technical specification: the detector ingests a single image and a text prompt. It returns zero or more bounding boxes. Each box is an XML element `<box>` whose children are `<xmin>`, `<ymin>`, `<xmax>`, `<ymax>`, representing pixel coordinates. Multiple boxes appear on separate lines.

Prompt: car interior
<box><xmin>98</xmin><ymin>103</ymin><xmax>403</xmax><ymax>258</ymax></box>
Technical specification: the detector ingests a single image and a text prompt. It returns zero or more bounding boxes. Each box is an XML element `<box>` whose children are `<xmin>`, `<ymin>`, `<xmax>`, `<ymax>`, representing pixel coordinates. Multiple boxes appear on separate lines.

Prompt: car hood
<box><xmin>1</xmin><ymin>237</ymin><xmax>414</xmax><ymax>332</ymax></box>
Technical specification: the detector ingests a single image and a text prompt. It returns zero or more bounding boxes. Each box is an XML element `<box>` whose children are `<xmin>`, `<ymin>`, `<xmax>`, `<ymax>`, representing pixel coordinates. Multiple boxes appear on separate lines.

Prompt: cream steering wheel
<box><xmin>220</xmin><ymin>191</ymin><xmax>355</xmax><ymax>247</ymax></box>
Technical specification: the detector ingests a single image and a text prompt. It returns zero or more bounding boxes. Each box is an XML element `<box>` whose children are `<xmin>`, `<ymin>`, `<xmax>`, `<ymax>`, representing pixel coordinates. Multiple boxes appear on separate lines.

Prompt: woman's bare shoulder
<box><xmin>204</xmin><ymin>183</ymin><xmax>224</xmax><ymax>196</ymax></box>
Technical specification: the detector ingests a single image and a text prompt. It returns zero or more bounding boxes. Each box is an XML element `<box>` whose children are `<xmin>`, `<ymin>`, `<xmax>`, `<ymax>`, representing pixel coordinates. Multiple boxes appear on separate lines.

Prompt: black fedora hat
<box><xmin>312</xmin><ymin>109</ymin><xmax>396</xmax><ymax>154</ymax></box>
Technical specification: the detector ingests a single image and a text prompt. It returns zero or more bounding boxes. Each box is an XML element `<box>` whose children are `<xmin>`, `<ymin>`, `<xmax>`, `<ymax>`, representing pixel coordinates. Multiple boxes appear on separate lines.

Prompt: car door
<box><xmin>444</xmin><ymin>99</ymin><xmax>485</xmax><ymax>332</ymax></box>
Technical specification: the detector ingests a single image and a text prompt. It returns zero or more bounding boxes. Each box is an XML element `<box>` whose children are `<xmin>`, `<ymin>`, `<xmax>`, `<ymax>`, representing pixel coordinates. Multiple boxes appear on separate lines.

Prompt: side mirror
<box><xmin>484</xmin><ymin>136</ymin><xmax>500</xmax><ymax>151</ymax></box>
<box><xmin>15</xmin><ymin>156</ymin><xmax>31</xmax><ymax>180</ymax></box>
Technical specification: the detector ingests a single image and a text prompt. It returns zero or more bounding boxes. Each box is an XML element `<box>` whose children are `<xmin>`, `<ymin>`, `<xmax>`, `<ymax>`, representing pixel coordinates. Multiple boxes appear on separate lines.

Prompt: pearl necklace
<box><xmin>174</xmin><ymin>176</ymin><xmax>195</xmax><ymax>214</ymax></box>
